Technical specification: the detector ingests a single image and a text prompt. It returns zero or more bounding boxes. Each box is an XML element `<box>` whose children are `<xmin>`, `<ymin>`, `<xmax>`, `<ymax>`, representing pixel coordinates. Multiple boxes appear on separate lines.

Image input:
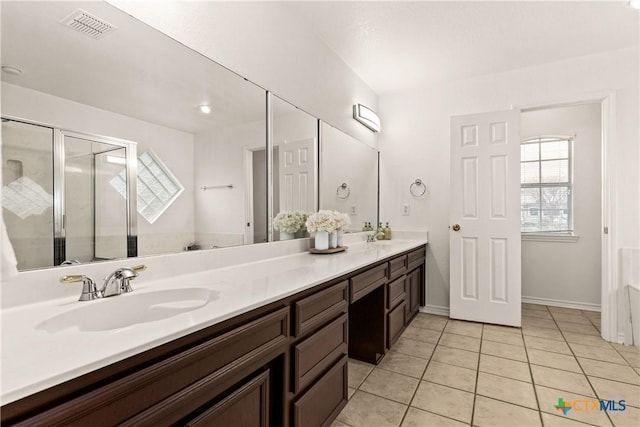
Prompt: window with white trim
<box><xmin>521</xmin><ymin>136</ymin><xmax>573</xmax><ymax>234</ymax></box>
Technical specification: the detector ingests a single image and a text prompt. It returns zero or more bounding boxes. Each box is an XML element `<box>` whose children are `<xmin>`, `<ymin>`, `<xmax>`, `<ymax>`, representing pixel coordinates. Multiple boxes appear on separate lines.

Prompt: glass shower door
<box><xmin>62</xmin><ymin>133</ymin><xmax>131</xmax><ymax>263</ymax></box>
<box><xmin>1</xmin><ymin>119</ymin><xmax>55</xmax><ymax>270</ymax></box>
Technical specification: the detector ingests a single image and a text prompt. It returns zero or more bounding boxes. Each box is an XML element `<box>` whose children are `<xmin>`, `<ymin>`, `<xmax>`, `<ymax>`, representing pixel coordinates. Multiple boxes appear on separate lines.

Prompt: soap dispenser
<box><xmin>377</xmin><ymin>222</ymin><xmax>385</xmax><ymax>240</ymax></box>
<box><xmin>383</xmin><ymin>222</ymin><xmax>392</xmax><ymax>240</ymax></box>
<box><xmin>362</xmin><ymin>222</ymin><xmax>368</xmax><ymax>232</ymax></box>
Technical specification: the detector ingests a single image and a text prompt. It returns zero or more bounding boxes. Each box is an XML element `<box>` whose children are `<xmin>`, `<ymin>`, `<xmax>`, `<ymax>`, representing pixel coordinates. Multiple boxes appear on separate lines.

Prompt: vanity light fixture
<box><xmin>630</xmin><ymin>0</ymin><xmax>640</xmax><ymax>9</ymax></box>
<box><xmin>199</xmin><ymin>105</ymin><xmax>212</xmax><ymax>114</ymax></box>
<box><xmin>353</xmin><ymin>104</ymin><xmax>381</xmax><ymax>132</ymax></box>
<box><xmin>1</xmin><ymin>65</ymin><xmax>23</xmax><ymax>76</ymax></box>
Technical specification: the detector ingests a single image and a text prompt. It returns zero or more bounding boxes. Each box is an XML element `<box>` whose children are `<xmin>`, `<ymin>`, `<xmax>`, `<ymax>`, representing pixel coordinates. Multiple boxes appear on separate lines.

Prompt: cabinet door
<box><xmin>186</xmin><ymin>370</ymin><xmax>270</xmax><ymax>427</ymax></box>
<box><xmin>293</xmin><ymin>356</ymin><xmax>347</xmax><ymax>427</ymax></box>
<box><xmin>388</xmin><ymin>301</ymin><xmax>406</xmax><ymax>348</ymax></box>
<box><xmin>406</xmin><ymin>267</ymin><xmax>422</xmax><ymax>322</ymax></box>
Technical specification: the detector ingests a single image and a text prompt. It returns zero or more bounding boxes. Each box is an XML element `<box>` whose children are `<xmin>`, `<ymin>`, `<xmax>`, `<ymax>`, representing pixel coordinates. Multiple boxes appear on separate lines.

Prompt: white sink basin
<box><xmin>36</xmin><ymin>288</ymin><xmax>217</xmax><ymax>333</ymax></box>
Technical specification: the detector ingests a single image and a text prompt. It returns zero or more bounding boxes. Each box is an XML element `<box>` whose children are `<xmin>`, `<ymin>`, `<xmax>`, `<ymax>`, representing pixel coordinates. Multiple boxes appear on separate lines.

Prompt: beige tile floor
<box><xmin>333</xmin><ymin>304</ymin><xmax>640</xmax><ymax>427</ymax></box>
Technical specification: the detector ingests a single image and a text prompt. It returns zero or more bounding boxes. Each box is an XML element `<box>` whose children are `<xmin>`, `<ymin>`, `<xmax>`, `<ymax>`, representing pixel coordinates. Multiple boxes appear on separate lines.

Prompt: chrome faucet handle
<box><xmin>120</xmin><ymin>265</ymin><xmax>146</xmax><ymax>293</ymax></box>
<box><xmin>366</xmin><ymin>231</ymin><xmax>385</xmax><ymax>243</ymax></box>
<box><xmin>101</xmin><ymin>265</ymin><xmax>147</xmax><ymax>297</ymax></box>
<box><xmin>60</xmin><ymin>274</ymin><xmax>103</xmax><ymax>301</ymax></box>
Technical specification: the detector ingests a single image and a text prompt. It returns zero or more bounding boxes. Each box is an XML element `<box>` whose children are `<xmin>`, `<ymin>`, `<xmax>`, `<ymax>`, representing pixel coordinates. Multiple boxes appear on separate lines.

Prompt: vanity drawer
<box><xmin>388</xmin><ymin>255</ymin><xmax>407</xmax><ymax>280</ymax></box>
<box><xmin>350</xmin><ymin>263</ymin><xmax>388</xmax><ymax>303</ymax></box>
<box><xmin>294</xmin><ymin>280</ymin><xmax>348</xmax><ymax>337</ymax></box>
<box><xmin>407</xmin><ymin>247</ymin><xmax>426</xmax><ymax>271</ymax></box>
<box><xmin>387</xmin><ymin>276</ymin><xmax>406</xmax><ymax>309</ymax></box>
<box><xmin>293</xmin><ymin>314</ymin><xmax>348</xmax><ymax>393</ymax></box>
<box><xmin>293</xmin><ymin>355</ymin><xmax>348</xmax><ymax>427</ymax></box>
<box><xmin>388</xmin><ymin>300</ymin><xmax>406</xmax><ymax>348</ymax></box>
<box><xmin>20</xmin><ymin>307</ymin><xmax>289</xmax><ymax>427</ymax></box>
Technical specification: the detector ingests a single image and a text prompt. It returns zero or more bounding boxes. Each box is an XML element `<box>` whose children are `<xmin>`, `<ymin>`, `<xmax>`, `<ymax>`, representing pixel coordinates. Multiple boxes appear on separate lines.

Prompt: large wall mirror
<box><xmin>1</xmin><ymin>0</ymin><xmax>269</xmax><ymax>270</ymax></box>
<box><xmin>320</xmin><ymin>122</ymin><xmax>379</xmax><ymax>232</ymax></box>
<box><xmin>1</xmin><ymin>1</ymin><xmax>378</xmax><ymax>271</ymax></box>
<box><xmin>271</xmin><ymin>95</ymin><xmax>319</xmax><ymax>241</ymax></box>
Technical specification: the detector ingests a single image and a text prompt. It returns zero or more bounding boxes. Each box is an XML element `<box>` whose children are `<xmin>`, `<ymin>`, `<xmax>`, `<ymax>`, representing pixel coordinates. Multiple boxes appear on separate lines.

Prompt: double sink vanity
<box><xmin>1</xmin><ymin>238</ymin><xmax>427</xmax><ymax>426</ymax></box>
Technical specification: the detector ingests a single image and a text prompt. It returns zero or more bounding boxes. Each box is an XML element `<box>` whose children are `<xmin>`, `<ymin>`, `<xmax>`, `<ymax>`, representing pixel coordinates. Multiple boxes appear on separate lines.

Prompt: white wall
<box><xmin>1</xmin><ymin>83</ymin><xmax>196</xmax><ymax>257</ymax></box>
<box><xmin>379</xmin><ymin>48</ymin><xmax>639</xmax><ymax>320</ymax></box>
<box><xmin>194</xmin><ymin>109</ymin><xmax>320</xmax><ymax>247</ymax></box>
<box><xmin>520</xmin><ymin>103</ymin><xmax>602</xmax><ymax>308</ymax></box>
<box><xmin>193</xmin><ymin>121</ymin><xmax>263</xmax><ymax>249</ymax></box>
<box><xmin>320</xmin><ymin>123</ymin><xmax>379</xmax><ymax>231</ymax></box>
<box><xmin>106</xmin><ymin>0</ymin><xmax>379</xmax><ymax>150</ymax></box>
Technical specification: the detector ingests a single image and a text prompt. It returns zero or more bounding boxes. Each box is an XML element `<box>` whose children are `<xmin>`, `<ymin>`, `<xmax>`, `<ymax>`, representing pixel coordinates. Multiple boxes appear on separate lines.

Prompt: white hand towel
<box><xmin>1</xmin><ymin>216</ymin><xmax>19</xmax><ymax>281</ymax></box>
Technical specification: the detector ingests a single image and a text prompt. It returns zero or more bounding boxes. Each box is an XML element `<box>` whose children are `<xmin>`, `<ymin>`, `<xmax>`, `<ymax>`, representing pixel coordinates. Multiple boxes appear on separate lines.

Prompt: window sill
<box><xmin>521</xmin><ymin>234</ymin><xmax>580</xmax><ymax>243</ymax></box>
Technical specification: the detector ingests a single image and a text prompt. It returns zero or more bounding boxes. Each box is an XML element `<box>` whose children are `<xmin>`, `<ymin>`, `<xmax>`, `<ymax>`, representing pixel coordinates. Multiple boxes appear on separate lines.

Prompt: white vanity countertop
<box><xmin>1</xmin><ymin>239</ymin><xmax>427</xmax><ymax>405</ymax></box>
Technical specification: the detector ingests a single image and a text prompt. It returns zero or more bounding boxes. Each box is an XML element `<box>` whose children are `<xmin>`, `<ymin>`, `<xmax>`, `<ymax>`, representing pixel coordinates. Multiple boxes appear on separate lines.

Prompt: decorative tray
<box><xmin>309</xmin><ymin>246</ymin><xmax>348</xmax><ymax>254</ymax></box>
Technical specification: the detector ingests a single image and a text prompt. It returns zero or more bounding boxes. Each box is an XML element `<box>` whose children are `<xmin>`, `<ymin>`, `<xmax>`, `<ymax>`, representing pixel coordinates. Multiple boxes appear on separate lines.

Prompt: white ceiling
<box><xmin>0</xmin><ymin>1</ymin><xmax>269</xmax><ymax>134</ymax></box>
<box><xmin>288</xmin><ymin>1</ymin><xmax>640</xmax><ymax>95</ymax></box>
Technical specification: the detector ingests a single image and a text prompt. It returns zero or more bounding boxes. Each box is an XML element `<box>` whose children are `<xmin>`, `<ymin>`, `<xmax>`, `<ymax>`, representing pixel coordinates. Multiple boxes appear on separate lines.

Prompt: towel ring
<box><xmin>410</xmin><ymin>179</ymin><xmax>427</xmax><ymax>198</ymax></box>
<box><xmin>336</xmin><ymin>182</ymin><xmax>350</xmax><ymax>199</ymax></box>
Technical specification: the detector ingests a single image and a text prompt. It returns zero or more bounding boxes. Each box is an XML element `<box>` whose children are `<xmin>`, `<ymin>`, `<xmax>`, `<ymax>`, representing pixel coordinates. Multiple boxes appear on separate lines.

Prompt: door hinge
<box><xmin>604</xmin><ymin>226</ymin><xmax>609</xmax><ymax>234</ymax></box>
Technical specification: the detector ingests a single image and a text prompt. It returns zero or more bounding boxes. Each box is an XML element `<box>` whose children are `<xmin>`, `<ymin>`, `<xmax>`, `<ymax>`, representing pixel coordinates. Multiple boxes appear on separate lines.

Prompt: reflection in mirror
<box><xmin>271</xmin><ymin>96</ymin><xmax>318</xmax><ymax>241</ymax></box>
<box><xmin>320</xmin><ymin>122</ymin><xmax>378</xmax><ymax>232</ymax></box>
<box><xmin>2</xmin><ymin>120</ymin><xmax>55</xmax><ymax>270</ymax></box>
<box><xmin>1</xmin><ymin>1</ymin><xmax>268</xmax><ymax>270</ymax></box>
<box><xmin>1</xmin><ymin>120</ymin><xmax>136</xmax><ymax>270</ymax></box>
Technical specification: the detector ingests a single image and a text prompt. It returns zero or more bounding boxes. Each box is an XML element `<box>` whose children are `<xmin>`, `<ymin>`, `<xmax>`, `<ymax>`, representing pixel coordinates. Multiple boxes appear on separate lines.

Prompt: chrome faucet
<box><xmin>366</xmin><ymin>231</ymin><xmax>385</xmax><ymax>243</ymax></box>
<box><xmin>60</xmin><ymin>274</ymin><xmax>102</xmax><ymax>301</ymax></box>
<box><xmin>60</xmin><ymin>265</ymin><xmax>146</xmax><ymax>301</ymax></box>
<box><xmin>101</xmin><ymin>265</ymin><xmax>147</xmax><ymax>297</ymax></box>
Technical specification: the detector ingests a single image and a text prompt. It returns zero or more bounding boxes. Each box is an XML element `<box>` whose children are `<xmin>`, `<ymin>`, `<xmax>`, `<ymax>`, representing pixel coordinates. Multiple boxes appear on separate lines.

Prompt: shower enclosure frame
<box><xmin>2</xmin><ymin>115</ymin><xmax>138</xmax><ymax>266</ymax></box>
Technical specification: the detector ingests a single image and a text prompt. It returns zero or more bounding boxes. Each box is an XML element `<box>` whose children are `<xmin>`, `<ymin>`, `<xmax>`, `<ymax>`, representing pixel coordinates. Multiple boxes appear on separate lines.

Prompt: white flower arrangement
<box><xmin>336</xmin><ymin>211</ymin><xmax>351</xmax><ymax>231</ymax></box>
<box><xmin>273</xmin><ymin>210</ymin><xmax>308</xmax><ymax>234</ymax></box>
<box><xmin>305</xmin><ymin>210</ymin><xmax>351</xmax><ymax>233</ymax></box>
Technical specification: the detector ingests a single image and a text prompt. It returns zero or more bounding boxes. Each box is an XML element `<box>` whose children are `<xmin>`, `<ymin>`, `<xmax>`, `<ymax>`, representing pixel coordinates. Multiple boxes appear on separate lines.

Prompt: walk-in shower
<box><xmin>1</xmin><ymin>118</ymin><xmax>137</xmax><ymax>270</ymax></box>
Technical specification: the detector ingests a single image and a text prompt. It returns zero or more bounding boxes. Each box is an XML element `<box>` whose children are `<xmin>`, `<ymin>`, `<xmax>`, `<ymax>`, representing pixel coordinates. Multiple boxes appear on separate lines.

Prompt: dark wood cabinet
<box><xmin>387</xmin><ymin>300</ymin><xmax>406</xmax><ymax>347</ymax></box>
<box><xmin>2</xmin><ymin>245</ymin><xmax>426</xmax><ymax>427</ymax></box>
<box><xmin>292</xmin><ymin>356</ymin><xmax>348</xmax><ymax>427</ymax></box>
<box><xmin>184</xmin><ymin>370</ymin><xmax>271</xmax><ymax>427</ymax></box>
<box><xmin>405</xmin><ymin>259</ymin><xmax>425</xmax><ymax>323</ymax></box>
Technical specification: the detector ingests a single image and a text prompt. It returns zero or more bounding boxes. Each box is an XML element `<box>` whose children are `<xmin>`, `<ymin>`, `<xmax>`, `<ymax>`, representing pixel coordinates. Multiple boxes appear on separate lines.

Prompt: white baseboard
<box><xmin>420</xmin><ymin>304</ymin><xmax>450</xmax><ymax>317</ymax></box>
<box><xmin>419</xmin><ymin>298</ymin><xmax>599</xmax><ymax>320</ymax></box>
<box><xmin>522</xmin><ymin>296</ymin><xmax>601</xmax><ymax>312</ymax></box>
<box><xmin>618</xmin><ymin>332</ymin><xmax>626</xmax><ymax>345</ymax></box>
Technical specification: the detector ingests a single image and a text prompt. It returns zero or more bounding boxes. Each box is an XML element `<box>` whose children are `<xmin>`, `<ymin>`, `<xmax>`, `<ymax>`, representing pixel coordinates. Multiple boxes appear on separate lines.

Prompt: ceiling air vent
<box><xmin>60</xmin><ymin>9</ymin><xmax>116</xmax><ymax>39</ymax></box>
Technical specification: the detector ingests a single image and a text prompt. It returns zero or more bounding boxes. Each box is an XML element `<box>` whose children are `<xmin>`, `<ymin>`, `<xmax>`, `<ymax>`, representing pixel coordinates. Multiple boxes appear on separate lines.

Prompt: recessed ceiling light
<box><xmin>630</xmin><ymin>0</ymin><xmax>640</xmax><ymax>10</ymax></box>
<box><xmin>199</xmin><ymin>105</ymin><xmax>212</xmax><ymax>114</ymax></box>
<box><xmin>1</xmin><ymin>65</ymin><xmax>23</xmax><ymax>76</ymax></box>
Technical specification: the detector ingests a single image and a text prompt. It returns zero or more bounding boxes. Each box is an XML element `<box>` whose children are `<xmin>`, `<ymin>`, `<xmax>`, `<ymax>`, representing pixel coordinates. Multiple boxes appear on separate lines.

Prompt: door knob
<box><xmin>451</xmin><ymin>224</ymin><xmax>461</xmax><ymax>232</ymax></box>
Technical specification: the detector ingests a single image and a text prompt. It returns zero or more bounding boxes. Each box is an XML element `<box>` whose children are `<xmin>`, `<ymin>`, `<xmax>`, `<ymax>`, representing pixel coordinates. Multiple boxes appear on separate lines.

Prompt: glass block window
<box><xmin>521</xmin><ymin>136</ymin><xmax>573</xmax><ymax>233</ymax></box>
<box><xmin>110</xmin><ymin>151</ymin><xmax>183</xmax><ymax>224</ymax></box>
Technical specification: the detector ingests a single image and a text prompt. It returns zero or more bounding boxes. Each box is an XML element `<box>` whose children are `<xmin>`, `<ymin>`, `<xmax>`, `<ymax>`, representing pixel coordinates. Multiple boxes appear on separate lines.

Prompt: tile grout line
<box><xmin>549</xmin><ymin>306</ymin><xmax>617</xmax><ymax>427</ymax></box>
<box><xmin>397</xmin><ymin>316</ymin><xmax>449</xmax><ymax>427</ymax></box>
<box><xmin>468</xmin><ymin>322</ymin><xmax>485</xmax><ymax>426</ymax></box>
<box><xmin>522</xmin><ymin>304</ymin><xmax>547</xmax><ymax>426</ymax></box>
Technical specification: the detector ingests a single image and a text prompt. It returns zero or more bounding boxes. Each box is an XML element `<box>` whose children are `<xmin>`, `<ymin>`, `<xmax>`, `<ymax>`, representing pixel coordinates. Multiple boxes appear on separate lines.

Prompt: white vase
<box><xmin>337</xmin><ymin>230</ymin><xmax>344</xmax><ymax>247</ymax></box>
<box><xmin>315</xmin><ymin>231</ymin><xmax>329</xmax><ymax>250</ymax></box>
<box><xmin>280</xmin><ymin>231</ymin><xmax>294</xmax><ymax>240</ymax></box>
<box><xmin>329</xmin><ymin>231</ymin><xmax>338</xmax><ymax>248</ymax></box>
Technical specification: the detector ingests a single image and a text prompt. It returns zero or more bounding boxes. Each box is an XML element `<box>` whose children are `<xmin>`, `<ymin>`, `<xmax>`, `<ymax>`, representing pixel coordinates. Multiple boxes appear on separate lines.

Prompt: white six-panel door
<box><xmin>450</xmin><ymin>110</ymin><xmax>521</xmax><ymax>326</ymax></box>
<box><xmin>278</xmin><ymin>138</ymin><xmax>316</xmax><ymax>212</ymax></box>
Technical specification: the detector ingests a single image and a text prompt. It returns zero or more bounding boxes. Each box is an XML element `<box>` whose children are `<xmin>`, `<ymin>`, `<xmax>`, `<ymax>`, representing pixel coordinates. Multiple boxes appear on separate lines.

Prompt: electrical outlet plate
<box><xmin>402</xmin><ymin>204</ymin><xmax>410</xmax><ymax>216</ymax></box>
<box><xmin>350</xmin><ymin>205</ymin><xmax>357</xmax><ymax>215</ymax></box>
